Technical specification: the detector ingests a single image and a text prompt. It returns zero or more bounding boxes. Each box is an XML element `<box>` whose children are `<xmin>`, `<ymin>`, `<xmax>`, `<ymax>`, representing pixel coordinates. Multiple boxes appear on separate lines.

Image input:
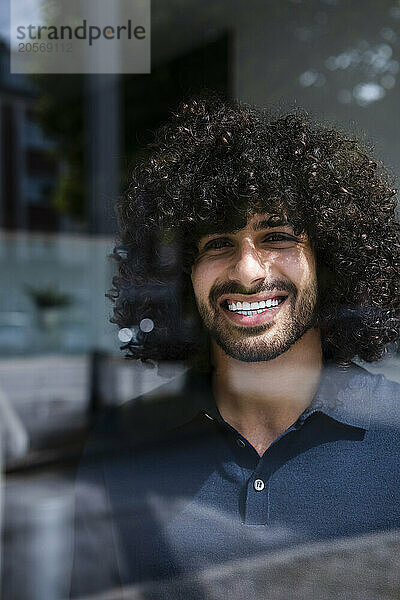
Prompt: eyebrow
<box><xmin>202</xmin><ymin>218</ymin><xmax>291</xmax><ymax>238</ymax></box>
<box><xmin>197</xmin><ymin>215</ymin><xmax>296</xmax><ymax>246</ymax></box>
<box><xmin>250</xmin><ymin>218</ymin><xmax>290</xmax><ymax>231</ymax></box>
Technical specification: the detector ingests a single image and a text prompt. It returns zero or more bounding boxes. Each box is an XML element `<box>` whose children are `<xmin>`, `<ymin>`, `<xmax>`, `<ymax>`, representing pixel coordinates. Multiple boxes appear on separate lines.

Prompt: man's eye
<box><xmin>264</xmin><ymin>234</ymin><xmax>290</xmax><ymax>241</ymax></box>
<box><xmin>263</xmin><ymin>233</ymin><xmax>297</xmax><ymax>246</ymax></box>
<box><xmin>204</xmin><ymin>238</ymin><xmax>232</xmax><ymax>250</ymax></box>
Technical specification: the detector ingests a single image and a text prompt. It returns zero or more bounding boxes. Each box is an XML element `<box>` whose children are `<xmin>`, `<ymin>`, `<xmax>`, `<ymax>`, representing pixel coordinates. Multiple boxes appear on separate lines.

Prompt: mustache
<box><xmin>209</xmin><ymin>279</ymin><xmax>298</xmax><ymax>307</ymax></box>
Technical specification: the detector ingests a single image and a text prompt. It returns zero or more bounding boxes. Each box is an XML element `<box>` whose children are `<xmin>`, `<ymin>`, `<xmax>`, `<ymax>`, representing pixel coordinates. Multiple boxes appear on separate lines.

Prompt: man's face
<box><xmin>190</xmin><ymin>213</ymin><xmax>319</xmax><ymax>362</ymax></box>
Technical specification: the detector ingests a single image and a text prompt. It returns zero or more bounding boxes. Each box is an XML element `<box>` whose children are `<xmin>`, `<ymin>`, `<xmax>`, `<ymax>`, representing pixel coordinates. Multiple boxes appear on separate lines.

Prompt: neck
<box><xmin>211</xmin><ymin>328</ymin><xmax>323</xmax><ymax>455</ymax></box>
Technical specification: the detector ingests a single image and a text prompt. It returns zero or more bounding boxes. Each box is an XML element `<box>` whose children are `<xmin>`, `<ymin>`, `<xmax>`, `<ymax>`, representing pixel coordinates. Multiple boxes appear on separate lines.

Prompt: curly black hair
<box><xmin>108</xmin><ymin>94</ymin><xmax>400</xmax><ymax>367</ymax></box>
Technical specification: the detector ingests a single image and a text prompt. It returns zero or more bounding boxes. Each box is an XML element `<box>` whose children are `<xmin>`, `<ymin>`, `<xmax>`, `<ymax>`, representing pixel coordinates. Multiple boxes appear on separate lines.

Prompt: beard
<box><xmin>196</xmin><ymin>278</ymin><xmax>318</xmax><ymax>362</ymax></box>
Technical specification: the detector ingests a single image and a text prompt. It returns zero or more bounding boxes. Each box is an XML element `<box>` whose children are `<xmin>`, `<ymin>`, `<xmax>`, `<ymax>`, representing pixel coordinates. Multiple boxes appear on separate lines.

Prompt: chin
<box><xmin>213</xmin><ymin>320</ymin><xmax>315</xmax><ymax>363</ymax></box>
<box><xmin>214</xmin><ymin>337</ymin><xmax>294</xmax><ymax>363</ymax></box>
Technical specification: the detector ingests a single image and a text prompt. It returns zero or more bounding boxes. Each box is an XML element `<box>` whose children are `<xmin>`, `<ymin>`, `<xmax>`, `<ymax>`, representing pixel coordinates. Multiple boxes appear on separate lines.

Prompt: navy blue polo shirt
<box><xmin>71</xmin><ymin>362</ymin><xmax>400</xmax><ymax>597</ymax></box>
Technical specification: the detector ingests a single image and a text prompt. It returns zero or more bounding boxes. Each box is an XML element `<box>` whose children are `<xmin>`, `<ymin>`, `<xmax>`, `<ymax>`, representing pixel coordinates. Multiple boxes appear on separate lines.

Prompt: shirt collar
<box><xmin>296</xmin><ymin>362</ymin><xmax>372</xmax><ymax>430</ymax></box>
<box><xmin>172</xmin><ymin>367</ymin><xmax>219</xmax><ymax>427</ymax></box>
<box><xmin>172</xmin><ymin>361</ymin><xmax>373</xmax><ymax>432</ymax></box>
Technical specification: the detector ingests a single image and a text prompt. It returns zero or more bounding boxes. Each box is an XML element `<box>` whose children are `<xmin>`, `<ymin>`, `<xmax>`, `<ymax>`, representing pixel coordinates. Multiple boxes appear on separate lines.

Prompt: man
<box><xmin>71</xmin><ymin>96</ymin><xmax>400</xmax><ymax>598</ymax></box>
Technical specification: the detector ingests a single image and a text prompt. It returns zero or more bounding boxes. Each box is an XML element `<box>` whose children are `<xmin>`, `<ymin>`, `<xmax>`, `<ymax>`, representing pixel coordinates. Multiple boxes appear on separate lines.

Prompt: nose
<box><xmin>228</xmin><ymin>240</ymin><xmax>267</xmax><ymax>288</ymax></box>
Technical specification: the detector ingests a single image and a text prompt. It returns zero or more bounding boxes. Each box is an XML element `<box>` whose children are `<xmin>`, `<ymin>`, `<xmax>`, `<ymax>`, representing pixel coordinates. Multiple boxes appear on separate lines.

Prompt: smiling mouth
<box><xmin>220</xmin><ymin>296</ymin><xmax>288</xmax><ymax>316</ymax></box>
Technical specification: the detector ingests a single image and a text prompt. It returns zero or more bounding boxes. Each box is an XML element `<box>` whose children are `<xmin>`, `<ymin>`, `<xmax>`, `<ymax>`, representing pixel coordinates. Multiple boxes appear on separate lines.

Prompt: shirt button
<box><xmin>253</xmin><ymin>479</ymin><xmax>265</xmax><ymax>492</ymax></box>
<box><xmin>236</xmin><ymin>438</ymin><xmax>246</xmax><ymax>448</ymax></box>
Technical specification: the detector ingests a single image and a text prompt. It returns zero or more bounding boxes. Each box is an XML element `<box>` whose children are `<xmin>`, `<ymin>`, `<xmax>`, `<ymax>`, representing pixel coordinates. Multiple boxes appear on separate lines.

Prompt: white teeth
<box><xmin>227</xmin><ymin>297</ymin><xmax>285</xmax><ymax>312</ymax></box>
